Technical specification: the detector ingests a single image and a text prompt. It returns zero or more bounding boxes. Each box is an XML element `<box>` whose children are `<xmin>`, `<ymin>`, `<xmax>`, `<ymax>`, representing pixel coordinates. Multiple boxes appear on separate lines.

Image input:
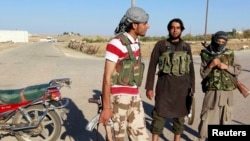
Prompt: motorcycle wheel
<box><xmin>12</xmin><ymin>104</ymin><xmax>62</xmax><ymax>141</ymax></box>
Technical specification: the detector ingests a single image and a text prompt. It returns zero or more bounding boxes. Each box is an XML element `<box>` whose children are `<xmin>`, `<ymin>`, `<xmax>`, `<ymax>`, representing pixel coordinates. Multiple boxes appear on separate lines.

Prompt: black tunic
<box><xmin>145</xmin><ymin>39</ymin><xmax>195</xmax><ymax>118</ymax></box>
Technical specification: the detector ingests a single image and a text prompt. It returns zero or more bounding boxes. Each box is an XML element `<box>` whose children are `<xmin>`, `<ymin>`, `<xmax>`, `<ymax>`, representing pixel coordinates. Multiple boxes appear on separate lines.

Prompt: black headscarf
<box><xmin>210</xmin><ymin>31</ymin><xmax>228</xmax><ymax>54</ymax></box>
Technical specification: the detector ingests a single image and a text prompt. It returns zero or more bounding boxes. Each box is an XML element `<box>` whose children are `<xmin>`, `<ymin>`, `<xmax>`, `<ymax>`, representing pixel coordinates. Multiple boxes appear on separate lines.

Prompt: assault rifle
<box><xmin>186</xmin><ymin>88</ymin><xmax>195</xmax><ymax>125</ymax></box>
<box><xmin>226</xmin><ymin>72</ymin><xmax>250</xmax><ymax>98</ymax></box>
<box><xmin>85</xmin><ymin>96</ymin><xmax>115</xmax><ymax>141</ymax></box>
<box><xmin>201</xmin><ymin>43</ymin><xmax>250</xmax><ymax>98</ymax></box>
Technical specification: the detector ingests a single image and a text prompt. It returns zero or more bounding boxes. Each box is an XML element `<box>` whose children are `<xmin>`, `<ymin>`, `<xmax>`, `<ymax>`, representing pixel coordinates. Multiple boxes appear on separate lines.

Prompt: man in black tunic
<box><xmin>145</xmin><ymin>18</ymin><xmax>195</xmax><ymax>141</ymax></box>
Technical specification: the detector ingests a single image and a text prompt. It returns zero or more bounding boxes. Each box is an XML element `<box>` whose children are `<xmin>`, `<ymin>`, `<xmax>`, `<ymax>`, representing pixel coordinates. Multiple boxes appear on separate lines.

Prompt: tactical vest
<box><xmin>158</xmin><ymin>41</ymin><xmax>191</xmax><ymax>76</ymax></box>
<box><xmin>200</xmin><ymin>49</ymin><xmax>236</xmax><ymax>91</ymax></box>
<box><xmin>111</xmin><ymin>34</ymin><xmax>144</xmax><ymax>86</ymax></box>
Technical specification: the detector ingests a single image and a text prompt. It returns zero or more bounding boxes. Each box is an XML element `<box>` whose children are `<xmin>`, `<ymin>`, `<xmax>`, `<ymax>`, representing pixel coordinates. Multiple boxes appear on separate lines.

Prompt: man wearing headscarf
<box><xmin>99</xmin><ymin>7</ymin><xmax>150</xmax><ymax>141</ymax></box>
<box><xmin>196</xmin><ymin>31</ymin><xmax>242</xmax><ymax>140</ymax></box>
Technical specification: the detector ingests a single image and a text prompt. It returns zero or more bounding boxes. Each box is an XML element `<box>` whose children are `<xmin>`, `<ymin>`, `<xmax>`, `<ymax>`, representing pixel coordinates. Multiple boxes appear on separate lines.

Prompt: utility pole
<box><xmin>131</xmin><ymin>0</ymin><xmax>135</xmax><ymax>7</ymax></box>
<box><xmin>204</xmin><ymin>0</ymin><xmax>209</xmax><ymax>44</ymax></box>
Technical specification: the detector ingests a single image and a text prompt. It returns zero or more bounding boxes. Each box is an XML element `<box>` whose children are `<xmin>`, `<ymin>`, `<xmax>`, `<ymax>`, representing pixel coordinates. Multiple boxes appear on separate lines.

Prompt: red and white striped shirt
<box><xmin>105</xmin><ymin>32</ymin><xmax>141</xmax><ymax>96</ymax></box>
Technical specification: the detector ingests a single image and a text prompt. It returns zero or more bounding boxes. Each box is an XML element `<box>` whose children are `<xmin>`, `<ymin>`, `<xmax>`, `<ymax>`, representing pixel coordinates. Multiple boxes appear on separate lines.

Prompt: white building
<box><xmin>0</xmin><ymin>30</ymin><xmax>29</xmax><ymax>43</ymax></box>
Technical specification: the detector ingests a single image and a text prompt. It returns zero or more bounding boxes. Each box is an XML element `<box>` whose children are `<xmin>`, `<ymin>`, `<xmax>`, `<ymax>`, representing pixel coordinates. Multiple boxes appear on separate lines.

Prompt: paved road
<box><xmin>0</xmin><ymin>42</ymin><xmax>249</xmax><ymax>141</ymax></box>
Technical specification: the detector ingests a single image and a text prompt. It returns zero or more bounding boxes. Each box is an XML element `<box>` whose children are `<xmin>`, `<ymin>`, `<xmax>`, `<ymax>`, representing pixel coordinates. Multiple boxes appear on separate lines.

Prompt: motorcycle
<box><xmin>0</xmin><ymin>78</ymin><xmax>71</xmax><ymax>141</ymax></box>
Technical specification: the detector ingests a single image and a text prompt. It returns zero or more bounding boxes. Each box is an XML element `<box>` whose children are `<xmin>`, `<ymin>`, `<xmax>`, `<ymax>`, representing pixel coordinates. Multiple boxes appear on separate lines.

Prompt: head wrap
<box><xmin>210</xmin><ymin>31</ymin><xmax>228</xmax><ymax>54</ymax></box>
<box><xmin>114</xmin><ymin>7</ymin><xmax>149</xmax><ymax>35</ymax></box>
<box><xmin>213</xmin><ymin>31</ymin><xmax>228</xmax><ymax>41</ymax></box>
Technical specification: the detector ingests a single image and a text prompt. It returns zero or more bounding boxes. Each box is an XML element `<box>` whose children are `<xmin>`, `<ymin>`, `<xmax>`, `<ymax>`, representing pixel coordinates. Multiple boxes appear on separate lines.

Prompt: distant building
<box><xmin>236</xmin><ymin>30</ymin><xmax>243</xmax><ymax>35</ymax></box>
<box><xmin>0</xmin><ymin>30</ymin><xmax>29</xmax><ymax>43</ymax></box>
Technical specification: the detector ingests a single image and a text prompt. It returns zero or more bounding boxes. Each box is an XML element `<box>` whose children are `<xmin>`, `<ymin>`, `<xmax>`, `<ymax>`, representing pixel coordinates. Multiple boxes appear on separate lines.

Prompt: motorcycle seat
<box><xmin>0</xmin><ymin>83</ymin><xmax>50</xmax><ymax>104</ymax></box>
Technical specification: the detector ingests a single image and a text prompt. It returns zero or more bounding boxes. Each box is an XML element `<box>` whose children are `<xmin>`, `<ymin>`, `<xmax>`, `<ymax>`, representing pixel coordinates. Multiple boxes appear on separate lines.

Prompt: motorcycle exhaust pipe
<box><xmin>0</xmin><ymin>121</ymin><xmax>42</xmax><ymax>131</ymax></box>
<box><xmin>0</xmin><ymin>108</ymin><xmax>49</xmax><ymax>131</ymax></box>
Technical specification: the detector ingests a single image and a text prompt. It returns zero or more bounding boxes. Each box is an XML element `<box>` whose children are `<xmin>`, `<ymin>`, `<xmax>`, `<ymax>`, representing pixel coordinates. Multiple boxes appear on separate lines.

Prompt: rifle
<box><xmin>201</xmin><ymin>43</ymin><xmax>250</xmax><ymax>98</ymax></box>
<box><xmin>225</xmin><ymin>72</ymin><xmax>250</xmax><ymax>98</ymax></box>
<box><xmin>86</xmin><ymin>96</ymin><xmax>115</xmax><ymax>141</ymax></box>
<box><xmin>186</xmin><ymin>88</ymin><xmax>195</xmax><ymax>125</ymax></box>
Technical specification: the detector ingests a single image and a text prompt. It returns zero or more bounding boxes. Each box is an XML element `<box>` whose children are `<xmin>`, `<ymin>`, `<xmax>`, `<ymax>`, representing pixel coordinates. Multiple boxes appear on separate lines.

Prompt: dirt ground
<box><xmin>1</xmin><ymin>35</ymin><xmax>249</xmax><ymax>59</ymax></box>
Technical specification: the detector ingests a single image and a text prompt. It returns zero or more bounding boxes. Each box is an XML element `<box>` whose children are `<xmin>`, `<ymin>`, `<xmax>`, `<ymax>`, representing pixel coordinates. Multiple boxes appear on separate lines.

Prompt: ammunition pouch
<box><xmin>112</xmin><ymin>59</ymin><xmax>144</xmax><ymax>86</ymax></box>
<box><xmin>158</xmin><ymin>51</ymin><xmax>191</xmax><ymax>76</ymax></box>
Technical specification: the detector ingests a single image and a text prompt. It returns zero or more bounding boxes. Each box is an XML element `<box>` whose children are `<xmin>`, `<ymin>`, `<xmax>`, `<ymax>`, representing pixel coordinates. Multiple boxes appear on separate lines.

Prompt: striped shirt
<box><xmin>105</xmin><ymin>32</ymin><xmax>140</xmax><ymax>96</ymax></box>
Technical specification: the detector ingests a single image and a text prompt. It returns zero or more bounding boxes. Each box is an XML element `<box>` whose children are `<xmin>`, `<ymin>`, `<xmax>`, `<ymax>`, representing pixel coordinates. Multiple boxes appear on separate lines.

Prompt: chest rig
<box><xmin>111</xmin><ymin>34</ymin><xmax>145</xmax><ymax>86</ymax></box>
<box><xmin>200</xmin><ymin>48</ymin><xmax>236</xmax><ymax>91</ymax></box>
<box><xmin>158</xmin><ymin>40</ymin><xmax>191</xmax><ymax>76</ymax></box>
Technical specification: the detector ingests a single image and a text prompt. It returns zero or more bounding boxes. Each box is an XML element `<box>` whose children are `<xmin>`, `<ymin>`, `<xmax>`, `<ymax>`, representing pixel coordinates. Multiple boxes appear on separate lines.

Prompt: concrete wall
<box><xmin>0</xmin><ymin>30</ymin><xmax>29</xmax><ymax>43</ymax></box>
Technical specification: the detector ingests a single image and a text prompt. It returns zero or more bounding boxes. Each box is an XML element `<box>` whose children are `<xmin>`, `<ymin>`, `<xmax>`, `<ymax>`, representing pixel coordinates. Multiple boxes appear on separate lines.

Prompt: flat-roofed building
<box><xmin>0</xmin><ymin>30</ymin><xmax>29</xmax><ymax>43</ymax></box>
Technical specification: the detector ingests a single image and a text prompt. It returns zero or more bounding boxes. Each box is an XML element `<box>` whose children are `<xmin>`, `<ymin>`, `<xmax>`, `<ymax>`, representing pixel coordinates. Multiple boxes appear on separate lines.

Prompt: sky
<box><xmin>1</xmin><ymin>0</ymin><xmax>250</xmax><ymax>36</ymax></box>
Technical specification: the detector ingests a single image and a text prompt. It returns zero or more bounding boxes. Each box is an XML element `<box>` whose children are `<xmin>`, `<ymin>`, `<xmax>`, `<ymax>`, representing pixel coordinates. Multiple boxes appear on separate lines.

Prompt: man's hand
<box><xmin>99</xmin><ymin>108</ymin><xmax>113</xmax><ymax>125</ymax></box>
<box><xmin>209</xmin><ymin>58</ymin><xmax>228</xmax><ymax>70</ymax></box>
<box><xmin>209</xmin><ymin>58</ymin><xmax>221</xmax><ymax>69</ymax></box>
<box><xmin>146</xmin><ymin>90</ymin><xmax>154</xmax><ymax>100</ymax></box>
<box><xmin>217</xmin><ymin>62</ymin><xmax>229</xmax><ymax>70</ymax></box>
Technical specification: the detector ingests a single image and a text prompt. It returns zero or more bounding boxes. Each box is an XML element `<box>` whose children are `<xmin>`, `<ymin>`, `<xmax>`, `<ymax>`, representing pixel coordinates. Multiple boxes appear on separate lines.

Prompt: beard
<box><xmin>169</xmin><ymin>33</ymin><xmax>181</xmax><ymax>40</ymax></box>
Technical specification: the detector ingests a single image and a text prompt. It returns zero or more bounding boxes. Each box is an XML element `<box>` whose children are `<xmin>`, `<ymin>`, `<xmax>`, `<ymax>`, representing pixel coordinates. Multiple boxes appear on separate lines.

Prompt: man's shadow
<box><xmin>60</xmin><ymin>90</ymin><xmax>105</xmax><ymax>141</ymax></box>
<box><xmin>143</xmin><ymin>101</ymin><xmax>199</xmax><ymax>141</ymax></box>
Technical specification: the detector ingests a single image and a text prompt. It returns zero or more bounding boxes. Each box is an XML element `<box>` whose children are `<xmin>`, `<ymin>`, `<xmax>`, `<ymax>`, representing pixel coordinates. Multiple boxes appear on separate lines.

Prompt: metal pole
<box><xmin>204</xmin><ymin>0</ymin><xmax>209</xmax><ymax>43</ymax></box>
<box><xmin>131</xmin><ymin>0</ymin><xmax>135</xmax><ymax>7</ymax></box>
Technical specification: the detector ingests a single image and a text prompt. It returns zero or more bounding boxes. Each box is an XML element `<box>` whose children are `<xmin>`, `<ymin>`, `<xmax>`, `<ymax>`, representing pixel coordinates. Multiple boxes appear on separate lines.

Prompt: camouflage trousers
<box><xmin>111</xmin><ymin>95</ymin><xmax>149</xmax><ymax>141</ymax></box>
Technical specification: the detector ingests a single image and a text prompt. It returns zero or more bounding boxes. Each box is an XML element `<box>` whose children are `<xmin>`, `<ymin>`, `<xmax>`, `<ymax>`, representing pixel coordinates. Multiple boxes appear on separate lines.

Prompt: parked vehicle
<box><xmin>0</xmin><ymin>78</ymin><xmax>71</xmax><ymax>141</ymax></box>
